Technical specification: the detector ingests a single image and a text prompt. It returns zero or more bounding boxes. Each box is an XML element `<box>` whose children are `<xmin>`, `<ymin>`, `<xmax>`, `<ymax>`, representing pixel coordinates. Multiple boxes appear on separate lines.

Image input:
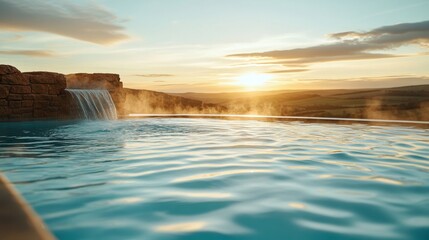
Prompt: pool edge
<box><xmin>124</xmin><ymin>114</ymin><xmax>429</xmax><ymax>128</ymax></box>
<box><xmin>0</xmin><ymin>174</ymin><xmax>56</xmax><ymax>240</ymax></box>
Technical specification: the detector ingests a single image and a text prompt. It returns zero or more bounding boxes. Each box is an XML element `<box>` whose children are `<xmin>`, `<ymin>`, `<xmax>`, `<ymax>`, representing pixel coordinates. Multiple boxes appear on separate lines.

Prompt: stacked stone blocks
<box><xmin>0</xmin><ymin>65</ymin><xmax>67</xmax><ymax>121</ymax></box>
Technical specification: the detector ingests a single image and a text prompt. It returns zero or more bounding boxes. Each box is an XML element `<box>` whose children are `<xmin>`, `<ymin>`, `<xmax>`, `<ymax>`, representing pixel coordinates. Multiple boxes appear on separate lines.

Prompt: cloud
<box><xmin>228</xmin><ymin>20</ymin><xmax>429</xmax><ymax>67</ymax></box>
<box><xmin>133</xmin><ymin>74</ymin><xmax>175</xmax><ymax>78</ymax></box>
<box><xmin>0</xmin><ymin>0</ymin><xmax>129</xmax><ymax>45</ymax></box>
<box><xmin>0</xmin><ymin>49</ymin><xmax>55</xmax><ymax>57</ymax></box>
<box><xmin>268</xmin><ymin>69</ymin><xmax>308</xmax><ymax>74</ymax></box>
<box><xmin>330</xmin><ymin>20</ymin><xmax>429</xmax><ymax>47</ymax></box>
<box><xmin>0</xmin><ymin>33</ymin><xmax>23</xmax><ymax>42</ymax></box>
<box><xmin>330</xmin><ymin>21</ymin><xmax>429</xmax><ymax>40</ymax></box>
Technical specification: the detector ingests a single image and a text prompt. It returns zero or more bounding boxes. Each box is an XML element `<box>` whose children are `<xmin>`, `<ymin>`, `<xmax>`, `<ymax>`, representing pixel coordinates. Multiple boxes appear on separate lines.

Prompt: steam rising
<box><xmin>121</xmin><ymin>86</ymin><xmax>429</xmax><ymax>121</ymax></box>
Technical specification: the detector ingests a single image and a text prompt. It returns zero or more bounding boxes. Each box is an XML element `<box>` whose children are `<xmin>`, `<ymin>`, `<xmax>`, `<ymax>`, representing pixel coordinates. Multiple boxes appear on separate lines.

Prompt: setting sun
<box><xmin>236</xmin><ymin>73</ymin><xmax>272</xmax><ymax>87</ymax></box>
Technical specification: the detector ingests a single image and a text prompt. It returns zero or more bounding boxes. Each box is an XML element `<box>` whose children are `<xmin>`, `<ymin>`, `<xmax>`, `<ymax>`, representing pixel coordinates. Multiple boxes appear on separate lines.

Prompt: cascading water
<box><xmin>66</xmin><ymin>89</ymin><xmax>117</xmax><ymax>120</ymax></box>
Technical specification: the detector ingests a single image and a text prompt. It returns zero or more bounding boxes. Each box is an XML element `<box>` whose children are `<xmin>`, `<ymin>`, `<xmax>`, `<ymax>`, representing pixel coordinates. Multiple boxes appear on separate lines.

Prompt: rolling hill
<box><xmin>169</xmin><ymin>85</ymin><xmax>429</xmax><ymax>121</ymax></box>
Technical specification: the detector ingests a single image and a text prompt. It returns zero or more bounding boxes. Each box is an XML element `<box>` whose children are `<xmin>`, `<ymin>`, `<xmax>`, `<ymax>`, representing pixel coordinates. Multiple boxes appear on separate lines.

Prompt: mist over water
<box><xmin>120</xmin><ymin>88</ymin><xmax>429</xmax><ymax>121</ymax></box>
<box><xmin>0</xmin><ymin>118</ymin><xmax>428</xmax><ymax>240</ymax></box>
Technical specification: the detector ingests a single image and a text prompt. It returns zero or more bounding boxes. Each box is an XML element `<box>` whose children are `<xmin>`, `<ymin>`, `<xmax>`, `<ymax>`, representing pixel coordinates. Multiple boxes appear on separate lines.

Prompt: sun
<box><xmin>236</xmin><ymin>73</ymin><xmax>272</xmax><ymax>88</ymax></box>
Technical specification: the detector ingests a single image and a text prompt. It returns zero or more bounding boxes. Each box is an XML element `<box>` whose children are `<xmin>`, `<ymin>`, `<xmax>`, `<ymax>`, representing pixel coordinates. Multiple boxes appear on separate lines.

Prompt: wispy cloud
<box><xmin>133</xmin><ymin>74</ymin><xmax>175</xmax><ymax>78</ymax></box>
<box><xmin>268</xmin><ymin>69</ymin><xmax>308</xmax><ymax>74</ymax></box>
<box><xmin>228</xmin><ymin>20</ymin><xmax>429</xmax><ymax>68</ymax></box>
<box><xmin>0</xmin><ymin>0</ymin><xmax>129</xmax><ymax>45</ymax></box>
<box><xmin>0</xmin><ymin>33</ymin><xmax>23</xmax><ymax>42</ymax></box>
<box><xmin>330</xmin><ymin>20</ymin><xmax>429</xmax><ymax>44</ymax></box>
<box><xmin>0</xmin><ymin>49</ymin><xmax>55</xmax><ymax>57</ymax></box>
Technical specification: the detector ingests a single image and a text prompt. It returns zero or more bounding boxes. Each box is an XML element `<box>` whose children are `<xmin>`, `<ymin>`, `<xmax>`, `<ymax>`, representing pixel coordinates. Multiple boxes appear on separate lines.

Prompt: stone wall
<box><xmin>65</xmin><ymin>73</ymin><xmax>124</xmax><ymax>114</ymax></box>
<box><xmin>0</xmin><ymin>65</ymin><xmax>68</xmax><ymax>121</ymax></box>
<box><xmin>1</xmin><ymin>65</ymin><xmax>125</xmax><ymax>121</ymax></box>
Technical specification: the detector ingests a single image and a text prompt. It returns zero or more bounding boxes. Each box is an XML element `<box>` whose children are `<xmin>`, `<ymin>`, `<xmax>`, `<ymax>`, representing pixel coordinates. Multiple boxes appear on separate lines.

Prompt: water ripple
<box><xmin>1</xmin><ymin>118</ymin><xmax>429</xmax><ymax>240</ymax></box>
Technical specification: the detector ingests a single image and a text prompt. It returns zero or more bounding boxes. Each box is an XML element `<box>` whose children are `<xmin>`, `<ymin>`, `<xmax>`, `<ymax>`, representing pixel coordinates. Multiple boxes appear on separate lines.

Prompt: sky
<box><xmin>0</xmin><ymin>0</ymin><xmax>428</xmax><ymax>93</ymax></box>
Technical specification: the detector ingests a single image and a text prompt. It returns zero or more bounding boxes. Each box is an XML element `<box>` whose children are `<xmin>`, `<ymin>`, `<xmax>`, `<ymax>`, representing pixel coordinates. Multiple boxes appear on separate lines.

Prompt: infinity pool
<box><xmin>1</xmin><ymin>118</ymin><xmax>428</xmax><ymax>240</ymax></box>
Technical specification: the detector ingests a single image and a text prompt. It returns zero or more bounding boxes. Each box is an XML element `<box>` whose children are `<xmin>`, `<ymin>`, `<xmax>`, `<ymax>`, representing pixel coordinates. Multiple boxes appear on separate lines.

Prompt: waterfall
<box><xmin>66</xmin><ymin>89</ymin><xmax>117</xmax><ymax>120</ymax></box>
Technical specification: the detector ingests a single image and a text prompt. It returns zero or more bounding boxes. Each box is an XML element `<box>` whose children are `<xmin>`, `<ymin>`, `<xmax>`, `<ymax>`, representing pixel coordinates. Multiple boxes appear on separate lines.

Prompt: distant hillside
<box><xmin>170</xmin><ymin>89</ymin><xmax>296</xmax><ymax>104</ymax></box>
<box><xmin>168</xmin><ymin>85</ymin><xmax>429</xmax><ymax>121</ymax></box>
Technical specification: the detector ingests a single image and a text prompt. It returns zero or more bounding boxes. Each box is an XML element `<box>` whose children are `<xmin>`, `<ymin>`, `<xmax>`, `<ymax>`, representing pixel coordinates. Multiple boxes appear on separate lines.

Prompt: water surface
<box><xmin>0</xmin><ymin>118</ymin><xmax>428</xmax><ymax>240</ymax></box>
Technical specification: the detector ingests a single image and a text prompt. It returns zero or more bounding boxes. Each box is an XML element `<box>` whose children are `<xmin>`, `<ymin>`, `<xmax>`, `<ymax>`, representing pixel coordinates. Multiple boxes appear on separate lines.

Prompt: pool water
<box><xmin>0</xmin><ymin>118</ymin><xmax>428</xmax><ymax>240</ymax></box>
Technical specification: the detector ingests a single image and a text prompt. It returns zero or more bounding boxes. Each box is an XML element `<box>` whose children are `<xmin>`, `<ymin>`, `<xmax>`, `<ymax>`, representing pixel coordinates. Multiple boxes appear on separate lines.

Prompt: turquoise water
<box><xmin>0</xmin><ymin>118</ymin><xmax>428</xmax><ymax>240</ymax></box>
